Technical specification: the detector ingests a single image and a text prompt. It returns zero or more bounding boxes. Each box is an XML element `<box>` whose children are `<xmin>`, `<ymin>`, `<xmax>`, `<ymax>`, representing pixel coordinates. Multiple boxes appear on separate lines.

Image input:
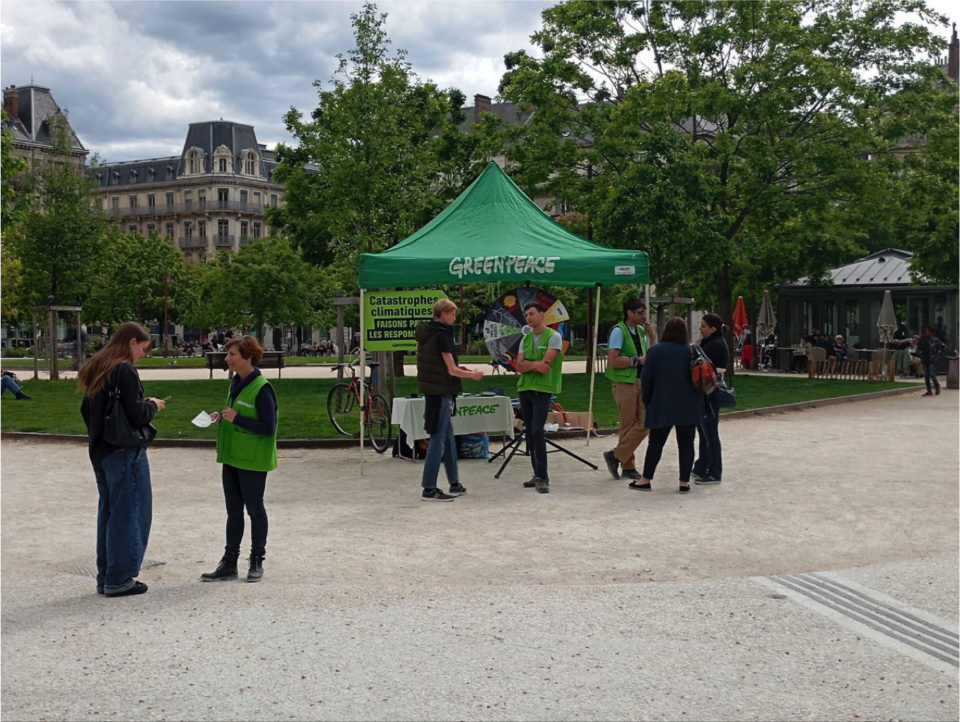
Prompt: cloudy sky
<box><xmin>2</xmin><ymin>0</ymin><xmax>956</xmax><ymax>164</ymax></box>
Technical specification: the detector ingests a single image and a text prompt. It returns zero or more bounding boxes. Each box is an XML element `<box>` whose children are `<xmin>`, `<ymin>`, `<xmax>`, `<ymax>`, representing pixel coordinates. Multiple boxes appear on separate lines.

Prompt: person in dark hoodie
<box><xmin>692</xmin><ymin>313</ymin><xmax>729</xmax><ymax>485</ymax></box>
<box><xmin>79</xmin><ymin>322</ymin><xmax>165</xmax><ymax>597</ymax></box>
<box><xmin>416</xmin><ymin>299</ymin><xmax>483</xmax><ymax>502</ymax></box>
<box><xmin>201</xmin><ymin>335</ymin><xmax>278</xmax><ymax>583</ymax></box>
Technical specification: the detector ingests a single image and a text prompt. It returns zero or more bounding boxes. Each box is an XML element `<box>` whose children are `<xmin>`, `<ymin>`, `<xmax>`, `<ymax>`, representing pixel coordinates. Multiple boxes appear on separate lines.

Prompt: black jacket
<box><xmin>80</xmin><ymin>362</ymin><xmax>157</xmax><ymax>469</ymax></box>
<box><xmin>699</xmin><ymin>329</ymin><xmax>730</xmax><ymax>372</ymax></box>
<box><xmin>416</xmin><ymin>321</ymin><xmax>462</xmax><ymax>397</ymax></box>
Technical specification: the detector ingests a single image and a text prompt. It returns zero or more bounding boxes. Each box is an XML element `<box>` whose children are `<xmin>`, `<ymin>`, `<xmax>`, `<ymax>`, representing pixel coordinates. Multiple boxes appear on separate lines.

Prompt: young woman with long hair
<box><xmin>78</xmin><ymin>322</ymin><xmax>166</xmax><ymax>597</ymax></box>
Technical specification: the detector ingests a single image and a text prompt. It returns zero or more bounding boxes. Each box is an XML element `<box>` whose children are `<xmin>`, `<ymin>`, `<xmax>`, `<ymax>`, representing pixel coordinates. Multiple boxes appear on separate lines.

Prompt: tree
<box><xmin>186</xmin><ymin>238</ymin><xmax>322</xmax><ymax>338</ymax></box>
<box><xmin>499</xmin><ymin>0</ymin><xmax>952</xmax><ymax>351</ymax></box>
<box><xmin>1</xmin><ymin>110</ymin><xmax>31</xmax><ymax>323</ymax></box>
<box><xmin>83</xmin><ymin>229</ymin><xmax>191</xmax><ymax>328</ymax></box>
<box><xmin>268</xmin><ymin>1</ymin><xmax>502</xmax><ymax>270</ymax></box>
<box><xmin>9</xmin><ymin>117</ymin><xmax>105</xmax><ymax>307</ymax></box>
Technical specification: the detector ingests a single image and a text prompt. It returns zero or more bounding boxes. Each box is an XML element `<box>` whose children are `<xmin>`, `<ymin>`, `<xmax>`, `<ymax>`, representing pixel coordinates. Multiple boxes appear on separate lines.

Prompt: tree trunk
<box><xmin>393</xmin><ymin>350</ymin><xmax>405</xmax><ymax>378</ymax></box>
<box><xmin>716</xmin><ymin>263</ymin><xmax>735</xmax><ymax>382</ymax></box>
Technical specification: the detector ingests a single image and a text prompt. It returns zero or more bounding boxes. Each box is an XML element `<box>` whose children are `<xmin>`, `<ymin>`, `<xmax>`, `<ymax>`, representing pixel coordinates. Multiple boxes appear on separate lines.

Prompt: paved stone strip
<box><xmin>768</xmin><ymin>572</ymin><xmax>959</xmax><ymax>668</ymax></box>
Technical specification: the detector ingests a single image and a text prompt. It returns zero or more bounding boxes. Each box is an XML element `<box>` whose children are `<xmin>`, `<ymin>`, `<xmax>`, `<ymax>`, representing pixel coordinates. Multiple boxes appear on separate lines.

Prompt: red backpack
<box><xmin>690</xmin><ymin>344</ymin><xmax>718</xmax><ymax>395</ymax></box>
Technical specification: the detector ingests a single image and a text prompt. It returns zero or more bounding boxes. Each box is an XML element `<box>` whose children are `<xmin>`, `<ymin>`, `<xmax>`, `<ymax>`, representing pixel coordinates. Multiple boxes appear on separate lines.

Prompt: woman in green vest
<box><xmin>201</xmin><ymin>335</ymin><xmax>278</xmax><ymax>583</ymax></box>
<box><xmin>515</xmin><ymin>302</ymin><xmax>563</xmax><ymax>494</ymax></box>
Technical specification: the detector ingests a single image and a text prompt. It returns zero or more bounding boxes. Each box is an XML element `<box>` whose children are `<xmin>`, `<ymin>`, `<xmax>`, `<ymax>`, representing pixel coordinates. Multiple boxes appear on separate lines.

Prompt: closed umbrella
<box><xmin>878</xmin><ymin>290</ymin><xmax>897</xmax><ymax>344</ymax></box>
<box><xmin>757</xmin><ymin>291</ymin><xmax>777</xmax><ymax>339</ymax></box>
<box><xmin>732</xmin><ymin>296</ymin><xmax>749</xmax><ymax>338</ymax></box>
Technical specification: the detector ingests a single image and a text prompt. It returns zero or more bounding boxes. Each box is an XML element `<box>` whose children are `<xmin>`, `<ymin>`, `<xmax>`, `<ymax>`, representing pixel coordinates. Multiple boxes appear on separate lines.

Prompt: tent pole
<box><xmin>586</xmin><ymin>284</ymin><xmax>601</xmax><ymax>446</ymax></box>
<box><xmin>359</xmin><ymin>288</ymin><xmax>365</xmax><ymax>477</ymax></box>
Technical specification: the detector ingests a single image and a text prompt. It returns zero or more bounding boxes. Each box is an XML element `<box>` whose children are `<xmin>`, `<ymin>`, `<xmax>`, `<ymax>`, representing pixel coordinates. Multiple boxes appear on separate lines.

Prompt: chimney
<box><xmin>474</xmin><ymin>94</ymin><xmax>492</xmax><ymax>117</ymax></box>
<box><xmin>949</xmin><ymin>23</ymin><xmax>959</xmax><ymax>82</ymax></box>
<box><xmin>3</xmin><ymin>85</ymin><xmax>18</xmax><ymax>120</ymax></box>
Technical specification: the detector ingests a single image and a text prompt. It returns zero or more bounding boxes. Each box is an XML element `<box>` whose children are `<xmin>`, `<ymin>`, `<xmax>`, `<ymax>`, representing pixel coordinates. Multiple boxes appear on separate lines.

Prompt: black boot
<box><xmin>15</xmin><ymin>390</ymin><xmax>31</xmax><ymax>400</ymax></box>
<box><xmin>200</xmin><ymin>553</ymin><xmax>239</xmax><ymax>582</ymax></box>
<box><xmin>246</xmin><ymin>555</ymin><xmax>264</xmax><ymax>583</ymax></box>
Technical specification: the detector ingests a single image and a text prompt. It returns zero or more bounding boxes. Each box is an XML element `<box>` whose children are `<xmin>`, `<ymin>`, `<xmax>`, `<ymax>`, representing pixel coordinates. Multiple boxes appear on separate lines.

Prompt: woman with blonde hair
<box><xmin>78</xmin><ymin>322</ymin><xmax>165</xmax><ymax>597</ymax></box>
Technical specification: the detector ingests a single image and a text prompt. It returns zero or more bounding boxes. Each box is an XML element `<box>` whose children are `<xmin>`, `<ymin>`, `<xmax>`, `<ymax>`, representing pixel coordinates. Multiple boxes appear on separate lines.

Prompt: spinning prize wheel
<box><xmin>483</xmin><ymin>287</ymin><xmax>571</xmax><ymax>372</ymax></box>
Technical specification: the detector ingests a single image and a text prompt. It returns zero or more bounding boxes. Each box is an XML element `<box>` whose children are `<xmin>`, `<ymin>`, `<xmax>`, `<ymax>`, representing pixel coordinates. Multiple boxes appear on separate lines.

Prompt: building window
<box><xmin>184</xmin><ymin>221</ymin><xmax>193</xmax><ymax>238</ymax></box>
<box><xmin>184</xmin><ymin>190</ymin><xmax>192</xmax><ymax>209</ymax></box>
<box><xmin>147</xmin><ymin>168</ymin><xmax>155</xmax><ymax>181</ymax></box>
<box><xmin>147</xmin><ymin>194</ymin><xmax>156</xmax><ymax>207</ymax></box>
<box><xmin>128</xmin><ymin>224</ymin><xmax>138</xmax><ymax>234</ymax></box>
<box><xmin>111</xmin><ymin>197</ymin><xmax>119</xmax><ymax>210</ymax></box>
<box><xmin>253</xmin><ymin>222</ymin><xmax>261</xmax><ymax>239</ymax></box>
<box><xmin>166</xmin><ymin>165</ymin><xmax>174</xmax><ymax>180</ymax></box>
<box><xmin>219</xmin><ymin>158</ymin><xmax>227</xmax><ymax>173</ymax></box>
<box><xmin>217</xmin><ymin>188</ymin><xmax>229</xmax><ymax>203</ymax></box>
<box><xmin>239</xmin><ymin>190</ymin><xmax>248</xmax><ymax>208</ymax></box>
<box><xmin>240</xmin><ymin>220</ymin><xmax>248</xmax><ymax>237</ymax></box>
<box><xmin>111</xmin><ymin>171</ymin><xmax>120</xmax><ymax>185</ymax></box>
<box><xmin>186</xmin><ymin>148</ymin><xmax>203</xmax><ymax>175</ymax></box>
<box><xmin>198</xmin><ymin>190</ymin><xmax>206</xmax><ymax>208</ymax></box>
<box><xmin>166</xmin><ymin>191</ymin><xmax>175</xmax><ymax>207</ymax></box>
<box><xmin>270</xmin><ymin>194</ymin><xmax>278</xmax><ymax>207</ymax></box>
<box><xmin>129</xmin><ymin>195</ymin><xmax>138</xmax><ymax>208</ymax></box>
<box><xmin>129</xmin><ymin>170</ymin><xmax>138</xmax><ymax>183</ymax></box>
<box><xmin>146</xmin><ymin>224</ymin><xmax>156</xmax><ymax>235</ymax></box>
<box><xmin>165</xmin><ymin>223</ymin><xmax>174</xmax><ymax>238</ymax></box>
<box><xmin>198</xmin><ymin>221</ymin><xmax>206</xmax><ymax>238</ymax></box>
<box><xmin>217</xmin><ymin>219</ymin><xmax>229</xmax><ymax>239</ymax></box>
<box><xmin>243</xmin><ymin>150</ymin><xmax>259</xmax><ymax>175</ymax></box>
<box><xmin>253</xmin><ymin>191</ymin><xmax>261</xmax><ymax>205</ymax></box>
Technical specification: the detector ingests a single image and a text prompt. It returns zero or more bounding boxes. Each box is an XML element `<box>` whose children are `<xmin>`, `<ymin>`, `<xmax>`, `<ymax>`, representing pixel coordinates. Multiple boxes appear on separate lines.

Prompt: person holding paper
<box><xmin>515</xmin><ymin>303</ymin><xmax>563</xmax><ymax>494</ymax></box>
<box><xmin>201</xmin><ymin>335</ymin><xmax>278</xmax><ymax>583</ymax></box>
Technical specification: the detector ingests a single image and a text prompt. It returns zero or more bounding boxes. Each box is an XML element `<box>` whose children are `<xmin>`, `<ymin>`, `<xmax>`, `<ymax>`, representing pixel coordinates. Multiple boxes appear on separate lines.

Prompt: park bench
<box><xmin>205</xmin><ymin>350</ymin><xmax>286</xmax><ymax>379</ymax></box>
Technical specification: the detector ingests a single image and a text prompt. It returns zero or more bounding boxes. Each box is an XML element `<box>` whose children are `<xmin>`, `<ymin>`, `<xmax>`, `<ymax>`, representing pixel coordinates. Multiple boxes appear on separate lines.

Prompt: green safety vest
<box><xmin>605</xmin><ymin>321</ymin><xmax>647</xmax><ymax>384</ymax></box>
<box><xmin>216</xmin><ymin>374</ymin><xmax>278</xmax><ymax>472</ymax></box>
<box><xmin>517</xmin><ymin>327</ymin><xmax>563</xmax><ymax>395</ymax></box>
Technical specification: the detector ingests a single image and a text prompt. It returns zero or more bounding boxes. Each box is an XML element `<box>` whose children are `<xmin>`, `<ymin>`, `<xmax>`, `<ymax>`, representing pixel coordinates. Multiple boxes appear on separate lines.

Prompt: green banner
<box><xmin>363</xmin><ymin>290</ymin><xmax>449</xmax><ymax>351</ymax></box>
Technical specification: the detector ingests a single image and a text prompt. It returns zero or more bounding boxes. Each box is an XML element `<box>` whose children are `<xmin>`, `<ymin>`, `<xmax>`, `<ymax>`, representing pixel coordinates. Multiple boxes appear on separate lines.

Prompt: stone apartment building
<box><xmin>92</xmin><ymin>120</ymin><xmax>286</xmax><ymax>258</ymax></box>
<box><xmin>2</xmin><ymin>83</ymin><xmax>88</xmax><ymax>168</ymax></box>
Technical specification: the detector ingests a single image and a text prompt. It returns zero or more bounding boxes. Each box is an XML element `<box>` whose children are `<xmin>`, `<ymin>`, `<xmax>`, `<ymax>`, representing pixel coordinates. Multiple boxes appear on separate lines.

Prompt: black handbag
<box><xmin>716</xmin><ymin>376</ymin><xmax>737</xmax><ymax>409</ymax></box>
<box><xmin>103</xmin><ymin>363</ymin><xmax>157</xmax><ymax>447</ymax></box>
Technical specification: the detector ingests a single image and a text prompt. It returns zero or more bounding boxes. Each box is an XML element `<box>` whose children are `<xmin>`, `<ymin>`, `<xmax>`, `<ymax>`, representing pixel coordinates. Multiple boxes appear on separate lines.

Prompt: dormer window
<box><xmin>147</xmin><ymin>168</ymin><xmax>155</xmax><ymax>181</ymax></box>
<box><xmin>212</xmin><ymin>145</ymin><xmax>233</xmax><ymax>174</ymax></box>
<box><xmin>129</xmin><ymin>170</ymin><xmax>138</xmax><ymax>183</ymax></box>
<box><xmin>185</xmin><ymin>147</ymin><xmax>205</xmax><ymax>175</ymax></box>
<box><xmin>166</xmin><ymin>165</ymin><xmax>174</xmax><ymax>180</ymax></box>
<box><xmin>242</xmin><ymin>149</ymin><xmax>259</xmax><ymax>176</ymax></box>
<box><xmin>112</xmin><ymin>171</ymin><xmax>120</xmax><ymax>184</ymax></box>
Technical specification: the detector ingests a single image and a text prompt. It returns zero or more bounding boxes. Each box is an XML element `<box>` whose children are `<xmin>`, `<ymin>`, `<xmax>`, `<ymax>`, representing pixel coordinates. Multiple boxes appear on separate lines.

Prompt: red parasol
<box><xmin>732</xmin><ymin>296</ymin><xmax>749</xmax><ymax>338</ymax></box>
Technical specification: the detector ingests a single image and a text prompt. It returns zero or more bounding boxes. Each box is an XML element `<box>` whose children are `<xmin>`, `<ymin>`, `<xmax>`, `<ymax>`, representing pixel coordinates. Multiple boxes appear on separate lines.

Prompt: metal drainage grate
<box><xmin>56</xmin><ymin>559</ymin><xmax>166</xmax><ymax>579</ymax></box>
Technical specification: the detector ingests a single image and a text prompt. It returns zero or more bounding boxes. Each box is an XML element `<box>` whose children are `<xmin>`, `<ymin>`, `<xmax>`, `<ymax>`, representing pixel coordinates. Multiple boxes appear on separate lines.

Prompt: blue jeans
<box><xmin>693</xmin><ymin>393</ymin><xmax>722</xmax><ymax>480</ymax></box>
<box><xmin>94</xmin><ymin>447</ymin><xmax>152</xmax><ymax>593</ymax></box>
<box><xmin>924</xmin><ymin>361</ymin><xmax>941</xmax><ymax>393</ymax></box>
<box><xmin>421</xmin><ymin>396</ymin><xmax>459</xmax><ymax>489</ymax></box>
<box><xmin>2</xmin><ymin>375</ymin><xmax>23</xmax><ymax>395</ymax></box>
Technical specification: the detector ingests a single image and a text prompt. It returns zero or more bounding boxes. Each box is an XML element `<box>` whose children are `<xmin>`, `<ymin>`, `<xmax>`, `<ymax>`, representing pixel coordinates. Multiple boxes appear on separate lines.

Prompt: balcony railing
<box><xmin>214</xmin><ymin>234</ymin><xmax>236</xmax><ymax>247</ymax></box>
<box><xmin>178</xmin><ymin>236</ymin><xmax>207</xmax><ymax>249</ymax></box>
<box><xmin>106</xmin><ymin>201</ymin><xmax>267</xmax><ymax>218</ymax></box>
<box><xmin>239</xmin><ymin>236</ymin><xmax>263</xmax><ymax>246</ymax></box>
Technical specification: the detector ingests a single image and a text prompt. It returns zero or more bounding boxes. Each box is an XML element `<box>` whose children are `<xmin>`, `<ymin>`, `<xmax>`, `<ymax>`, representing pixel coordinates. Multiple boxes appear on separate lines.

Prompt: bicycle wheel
<box><xmin>366</xmin><ymin>393</ymin><xmax>393</xmax><ymax>453</ymax></box>
<box><xmin>327</xmin><ymin>383</ymin><xmax>361</xmax><ymax>437</ymax></box>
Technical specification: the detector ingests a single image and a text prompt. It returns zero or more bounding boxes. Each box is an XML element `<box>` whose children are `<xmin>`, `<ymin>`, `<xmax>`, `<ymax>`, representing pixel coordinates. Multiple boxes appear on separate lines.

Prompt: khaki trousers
<box><xmin>612</xmin><ymin>380</ymin><xmax>649</xmax><ymax>470</ymax></box>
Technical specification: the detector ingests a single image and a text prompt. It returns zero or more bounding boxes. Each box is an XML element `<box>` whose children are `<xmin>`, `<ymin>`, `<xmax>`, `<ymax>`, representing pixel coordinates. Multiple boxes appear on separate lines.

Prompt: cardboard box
<box><xmin>547</xmin><ymin>410</ymin><xmax>594</xmax><ymax>430</ymax></box>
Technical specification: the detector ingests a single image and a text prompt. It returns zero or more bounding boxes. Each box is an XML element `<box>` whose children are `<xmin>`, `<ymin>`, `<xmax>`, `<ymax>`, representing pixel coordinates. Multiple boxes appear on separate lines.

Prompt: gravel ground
<box><xmin>1</xmin><ymin>390</ymin><xmax>957</xmax><ymax>720</ymax></box>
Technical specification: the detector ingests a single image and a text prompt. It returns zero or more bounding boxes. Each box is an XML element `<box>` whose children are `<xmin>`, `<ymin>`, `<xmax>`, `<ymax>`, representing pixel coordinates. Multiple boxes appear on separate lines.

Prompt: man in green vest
<box><xmin>603</xmin><ymin>298</ymin><xmax>657</xmax><ymax>481</ymax></box>
<box><xmin>515</xmin><ymin>303</ymin><xmax>564</xmax><ymax>494</ymax></box>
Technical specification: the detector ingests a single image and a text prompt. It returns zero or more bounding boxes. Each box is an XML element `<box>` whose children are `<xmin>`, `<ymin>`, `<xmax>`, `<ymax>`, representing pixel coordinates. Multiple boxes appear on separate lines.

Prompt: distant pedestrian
<box><xmin>415</xmin><ymin>299</ymin><xmax>483</xmax><ymax>502</ymax></box>
<box><xmin>602</xmin><ymin>299</ymin><xmax>656</xmax><ymax>481</ymax></box>
<box><xmin>515</xmin><ymin>303</ymin><xmax>563</xmax><ymax>494</ymax></box>
<box><xmin>692</xmin><ymin>313</ymin><xmax>729</xmax><ymax>485</ymax></box>
<box><xmin>630</xmin><ymin>317</ymin><xmax>703</xmax><ymax>494</ymax></box>
<box><xmin>78</xmin><ymin>322</ymin><xmax>165</xmax><ymax>597</ymax></box>
<box><xmin>202</xmin><ymin>335</ymin><xmax>279</xmax><ymax>583</ymax></box>
<box><xmin>918</xmin><ymin>326</ymin><xmax>943</xmax><ymax>397</ymax></box>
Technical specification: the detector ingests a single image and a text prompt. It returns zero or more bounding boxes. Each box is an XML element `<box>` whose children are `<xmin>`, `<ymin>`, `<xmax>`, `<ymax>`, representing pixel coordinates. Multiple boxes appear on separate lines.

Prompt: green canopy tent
<box><xmin>356</xmin><ymin>161</ymin><xmax>649</xmax><ymax>463</ymax></box>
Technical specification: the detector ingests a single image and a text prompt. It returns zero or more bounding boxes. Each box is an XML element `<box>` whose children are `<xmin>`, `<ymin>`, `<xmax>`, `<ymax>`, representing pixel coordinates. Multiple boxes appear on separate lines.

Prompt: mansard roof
<box><xmin>1</xmin><ymin>84</ymin><xmax>86</xmax><ymax>153</ymax></box>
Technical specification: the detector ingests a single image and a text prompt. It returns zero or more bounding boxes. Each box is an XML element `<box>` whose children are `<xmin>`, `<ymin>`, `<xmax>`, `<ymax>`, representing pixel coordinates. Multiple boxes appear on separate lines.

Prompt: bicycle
<box><xmin>327</xmin><ymin>360</ymin><xmax>392</xmax><ymax>453</ymax></box>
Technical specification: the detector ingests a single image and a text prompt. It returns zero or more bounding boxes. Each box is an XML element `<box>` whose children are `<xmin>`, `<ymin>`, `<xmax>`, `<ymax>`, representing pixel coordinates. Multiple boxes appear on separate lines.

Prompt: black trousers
<box><xmin>520</xmin><ymin>390</ymin><xmax>552</xmax><ymax>481</ymax></box>
<box><xmin>222</xmin><ymin>464</ymin><xmax>269</xmax><ymax>557</ymax></box>
<box><xmin>642</xmin><ymin>424</ymin><xmax>697</xmax><ymax>483</ymax></box>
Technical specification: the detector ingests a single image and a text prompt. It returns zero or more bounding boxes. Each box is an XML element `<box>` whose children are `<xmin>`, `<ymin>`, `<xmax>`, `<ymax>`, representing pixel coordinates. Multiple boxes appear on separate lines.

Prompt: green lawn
<box><xmin>1</xmin><ymin>354</ymin><xmax>591</xmax><ymax>370</ymax></box>
<box><xmin>2</xmin><ymin>374</ymin><xmax>903</xmax><ymax>440</ymax></box>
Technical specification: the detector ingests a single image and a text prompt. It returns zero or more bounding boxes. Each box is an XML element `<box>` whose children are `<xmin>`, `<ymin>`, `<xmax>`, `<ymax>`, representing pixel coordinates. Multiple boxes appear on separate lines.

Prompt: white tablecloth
<box><xmin>391</xmin><ymin>395</ymin><xmax>515</xmax><ymax>441</ymax></box>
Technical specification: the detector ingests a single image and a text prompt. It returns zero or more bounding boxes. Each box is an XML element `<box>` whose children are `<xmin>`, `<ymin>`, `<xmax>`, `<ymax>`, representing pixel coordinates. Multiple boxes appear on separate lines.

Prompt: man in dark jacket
<box><xmin>918</xmin><ymin>325</ymin><xmax>943</xmax><ymax>397</ymax></box>
<box><xmin>416</xmin><ymin>299</ymin><xmax>483</xmax><ymax>502</ymax></box>
<box><xmin>692</xmin><ymin>313</ymin><xmax>729</xmax><ymax>485</ymax></box>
